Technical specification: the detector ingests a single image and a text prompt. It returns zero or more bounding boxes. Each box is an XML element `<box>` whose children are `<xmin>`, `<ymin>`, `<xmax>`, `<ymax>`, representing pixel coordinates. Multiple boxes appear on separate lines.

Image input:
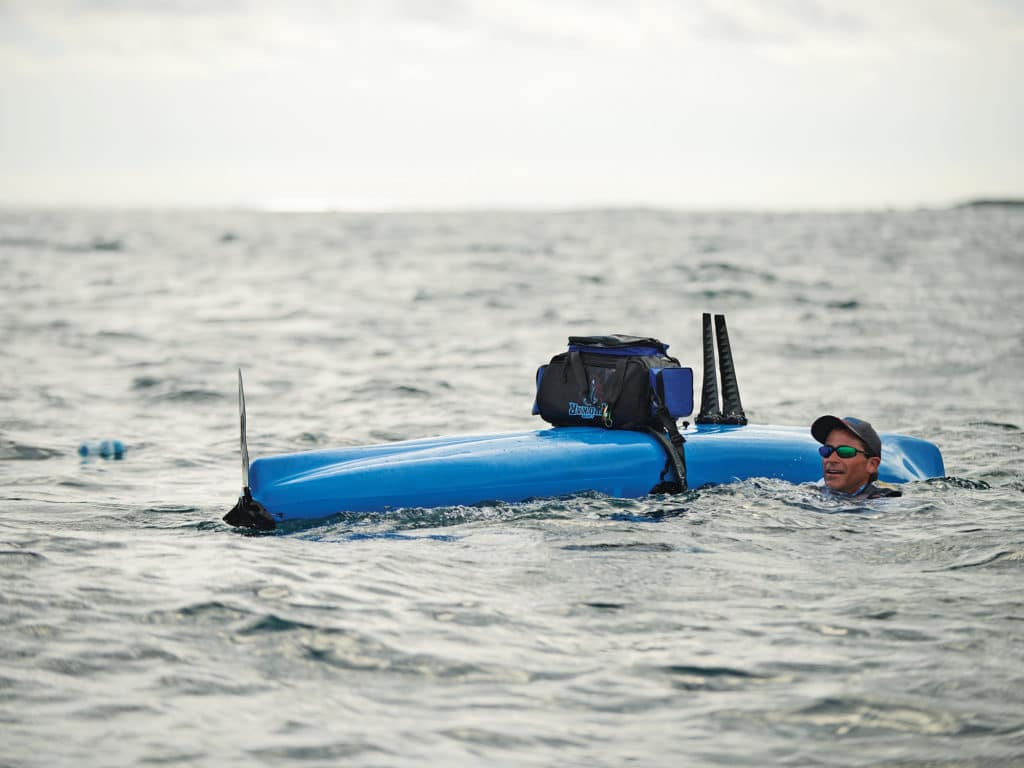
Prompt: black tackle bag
<box><xmin>533</xmin><ymin>335</ymin><xmax>693</xmax><ymax>429</ymax></box>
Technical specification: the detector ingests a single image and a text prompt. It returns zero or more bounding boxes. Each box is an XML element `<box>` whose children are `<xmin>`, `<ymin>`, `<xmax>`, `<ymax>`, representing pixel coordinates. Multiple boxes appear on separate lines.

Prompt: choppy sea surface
<box><xmin>1</xmin><ymin>206</ymin><xmax>1022</xmax><ymax>767</ymax></box>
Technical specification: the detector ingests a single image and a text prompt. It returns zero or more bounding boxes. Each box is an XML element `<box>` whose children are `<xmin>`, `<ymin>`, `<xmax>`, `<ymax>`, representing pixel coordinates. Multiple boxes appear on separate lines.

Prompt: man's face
<box><xmin>821</xmin><ymin>427</ymin><xmax>881</xmax><ymax>494</ymax></box>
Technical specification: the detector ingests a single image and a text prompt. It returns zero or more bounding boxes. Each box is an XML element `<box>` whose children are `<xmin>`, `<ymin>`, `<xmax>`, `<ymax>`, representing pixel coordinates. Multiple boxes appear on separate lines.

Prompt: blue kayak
<box><xmin>224</xmin><ymin>315</ymin><xmax>945</xmax><ymax>529</ymax></box>
<box><xmin>228</xmin><ymin>423</ymin><xmax>944</xmax><ymax>528</ymax></box>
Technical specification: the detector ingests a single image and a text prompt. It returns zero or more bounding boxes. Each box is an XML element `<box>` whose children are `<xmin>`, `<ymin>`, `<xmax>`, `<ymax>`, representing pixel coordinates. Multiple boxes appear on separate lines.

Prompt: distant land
<box><xmin>958</xmin><ymin>198</ymin><xmax>1024</xmax><ymax>208</ymax></box>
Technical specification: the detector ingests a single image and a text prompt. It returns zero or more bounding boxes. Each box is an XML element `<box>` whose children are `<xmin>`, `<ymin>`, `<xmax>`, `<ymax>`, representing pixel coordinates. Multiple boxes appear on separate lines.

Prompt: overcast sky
<box><xmin>1</xmin><ymin>0</ymin><xmax>1021</xmax><ymax>210</ymax></box>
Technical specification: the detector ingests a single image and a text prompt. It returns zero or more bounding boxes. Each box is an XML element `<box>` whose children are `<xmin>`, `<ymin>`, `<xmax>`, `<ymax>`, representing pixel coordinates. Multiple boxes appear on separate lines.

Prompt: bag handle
<box><xmin>567</xmin><ymin>351</ymin><xmax>590</xmax><ymax>398</ymax></box>
<box><xmin>603</xmin><ymin>358</ymin><xmax>628</xmax><ymax>408</ymax></box>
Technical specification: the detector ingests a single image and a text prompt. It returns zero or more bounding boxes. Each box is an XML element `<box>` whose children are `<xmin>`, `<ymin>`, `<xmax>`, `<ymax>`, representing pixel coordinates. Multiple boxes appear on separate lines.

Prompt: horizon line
<box><xmin>1</xmin><ymin>196</ymin><xmax>1021</xmax><ymax>215</ymax></box>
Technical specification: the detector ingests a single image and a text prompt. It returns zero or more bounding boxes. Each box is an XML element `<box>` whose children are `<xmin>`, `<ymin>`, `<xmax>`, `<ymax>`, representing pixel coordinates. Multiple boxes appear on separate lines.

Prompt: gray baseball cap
<box><xmin>811</xmin><ymin>415</ymin><xmax>882</xmax><ymax>458</ymax></box>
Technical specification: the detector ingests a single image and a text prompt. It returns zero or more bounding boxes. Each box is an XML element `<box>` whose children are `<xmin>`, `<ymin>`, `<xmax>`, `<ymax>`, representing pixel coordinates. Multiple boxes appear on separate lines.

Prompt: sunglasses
<box><xmin>818</xmin><ymin>444</ymin><xmax>870</xmax><ymax>459</ymax></box>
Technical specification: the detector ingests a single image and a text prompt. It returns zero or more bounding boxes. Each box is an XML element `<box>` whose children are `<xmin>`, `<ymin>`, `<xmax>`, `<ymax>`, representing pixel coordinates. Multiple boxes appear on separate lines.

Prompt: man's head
<box><xmin>811</xmin><ymin>415</ymin><xmax>882</xmax><ymax>494</ymax></box>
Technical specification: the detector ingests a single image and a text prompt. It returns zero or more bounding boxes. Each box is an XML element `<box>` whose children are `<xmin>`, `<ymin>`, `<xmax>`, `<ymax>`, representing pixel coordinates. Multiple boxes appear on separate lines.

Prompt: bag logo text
<box><xmin>568</xmin><ymin>378</ymin><xmax>612</xmax><ymax>426</ymax></box>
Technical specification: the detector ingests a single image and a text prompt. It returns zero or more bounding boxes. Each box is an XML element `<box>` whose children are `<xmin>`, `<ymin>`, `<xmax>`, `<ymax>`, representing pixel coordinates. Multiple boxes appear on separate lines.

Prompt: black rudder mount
<box><xmin>223</xmin><ymin>369</ymin><xmax>276</xmax><ymax>530</ymax></box>
<box><xmin>224</xmin><ymin>487</ymin><xmax>275</xmax><ymax>530</ymax></box>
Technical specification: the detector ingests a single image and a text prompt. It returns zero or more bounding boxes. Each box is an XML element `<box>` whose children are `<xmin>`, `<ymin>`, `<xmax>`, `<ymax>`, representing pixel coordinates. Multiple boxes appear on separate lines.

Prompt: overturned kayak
<box><xmin>224</xmin><ymin>314</ymin><xmax>945</xmax><ymax>529</ymax></box>
<box><xmin>225</xmin><ymin>423</ymin><xmax>944</xmax><ymax>528</ymax></box>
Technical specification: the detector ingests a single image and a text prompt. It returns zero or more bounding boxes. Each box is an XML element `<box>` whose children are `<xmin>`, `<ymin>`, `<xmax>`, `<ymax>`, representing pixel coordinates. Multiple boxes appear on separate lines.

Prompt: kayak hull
<box><xmin>244</xmin><ymin>425</ymin><xmax>945</xmax><ymax>525</ymax></box>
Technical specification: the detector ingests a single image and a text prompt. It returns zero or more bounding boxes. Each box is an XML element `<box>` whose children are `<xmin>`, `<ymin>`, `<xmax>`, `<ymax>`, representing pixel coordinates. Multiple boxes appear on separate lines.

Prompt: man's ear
<box><xmin>867</xmin><ymin>456</ymin><xmax>881</xmax><ymax>473</ymax></box>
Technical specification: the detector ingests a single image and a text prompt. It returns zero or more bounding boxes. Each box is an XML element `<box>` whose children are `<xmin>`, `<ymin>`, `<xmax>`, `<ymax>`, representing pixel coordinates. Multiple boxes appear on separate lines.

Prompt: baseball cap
<box><xmin>811</xmin><ymin>415</ymin><xmax>882</xmax><ymax>458</ymax></box>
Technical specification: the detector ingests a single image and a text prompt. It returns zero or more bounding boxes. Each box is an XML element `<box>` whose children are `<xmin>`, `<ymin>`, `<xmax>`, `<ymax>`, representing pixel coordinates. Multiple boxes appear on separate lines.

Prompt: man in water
<box><xmin>811</xmin><ymin>415</ymin><xmax>901</xmax><ymax>499</ymax></box>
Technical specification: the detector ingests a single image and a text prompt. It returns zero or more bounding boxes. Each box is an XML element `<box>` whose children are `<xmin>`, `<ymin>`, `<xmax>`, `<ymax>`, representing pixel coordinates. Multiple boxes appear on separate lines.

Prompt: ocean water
<box><xmin>1</xmin><ymin>206</ymin><xmax>1022</xmax><ymax>766</ymax></box>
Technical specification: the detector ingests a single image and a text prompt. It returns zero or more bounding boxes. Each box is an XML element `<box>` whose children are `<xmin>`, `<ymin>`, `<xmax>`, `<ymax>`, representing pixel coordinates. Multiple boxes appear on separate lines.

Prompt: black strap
<box><xmin>603</xmin><ymin>358</ymin><xmax>628</xmax><ymax>410</ymax></box>
<box><xmin>568</xmin><ymin>351</ymin><xmax>590</xmax><ymax>397</ymax></box>
<box><xmin>648</xmin><ymin>384</ymin><xmax>688</xmax><ymax>492</ymax></box>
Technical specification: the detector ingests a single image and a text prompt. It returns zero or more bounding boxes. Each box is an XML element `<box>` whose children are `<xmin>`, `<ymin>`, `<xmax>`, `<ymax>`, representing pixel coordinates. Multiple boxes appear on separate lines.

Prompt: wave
<box><xmin>941</xmin><ymin>549</ymin><xmax>1024</xmax><ymax>571</ymax></box>
<box><xmin>656</xmin><ymin>664</ymin><xmax>766</xmax><ymax>692</ymax></box>
<box><xmin>0</xmin><ymin>439</ymin><xmax>62</xmax><ymax>460</ymax></box>
<box><xmin>772</xmin><ymin>696</ymin><xmax>968</xmax><ymax>736</ymax></box>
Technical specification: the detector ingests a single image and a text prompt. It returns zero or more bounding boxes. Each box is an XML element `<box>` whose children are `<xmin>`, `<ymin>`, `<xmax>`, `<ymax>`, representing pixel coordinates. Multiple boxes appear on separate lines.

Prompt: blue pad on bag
<box><xmin>650</xmin><ymin>367</ymin><xmax>694</xmax><ymax>419</ymax></box>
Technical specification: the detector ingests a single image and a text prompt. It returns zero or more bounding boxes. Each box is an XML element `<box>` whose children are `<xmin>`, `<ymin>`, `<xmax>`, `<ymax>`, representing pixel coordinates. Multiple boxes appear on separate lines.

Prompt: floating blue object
<box><xmin>78</xmin><ymin>439</ymin><xmax>126</xmax><ymax>459</ymax></box>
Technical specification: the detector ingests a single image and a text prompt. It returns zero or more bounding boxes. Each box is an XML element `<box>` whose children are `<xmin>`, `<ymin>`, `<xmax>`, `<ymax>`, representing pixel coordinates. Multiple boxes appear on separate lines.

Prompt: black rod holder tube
<box><xmin>714</xmin><ymin>314</ymin><xmax>747</xmax><ymax>425</ymax></box>
<box><xmin>695</xmin><ymin>312</ymin><xmax>723</xmax><ymax>424</ymax></box>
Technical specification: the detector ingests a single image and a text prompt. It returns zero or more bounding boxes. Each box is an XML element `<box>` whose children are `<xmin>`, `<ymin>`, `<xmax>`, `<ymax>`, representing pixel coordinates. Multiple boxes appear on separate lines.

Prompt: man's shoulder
<box><xmin>860</xmin><ymin>482</ymin><xmax>902</xmax><ymax>499</ymax></box>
